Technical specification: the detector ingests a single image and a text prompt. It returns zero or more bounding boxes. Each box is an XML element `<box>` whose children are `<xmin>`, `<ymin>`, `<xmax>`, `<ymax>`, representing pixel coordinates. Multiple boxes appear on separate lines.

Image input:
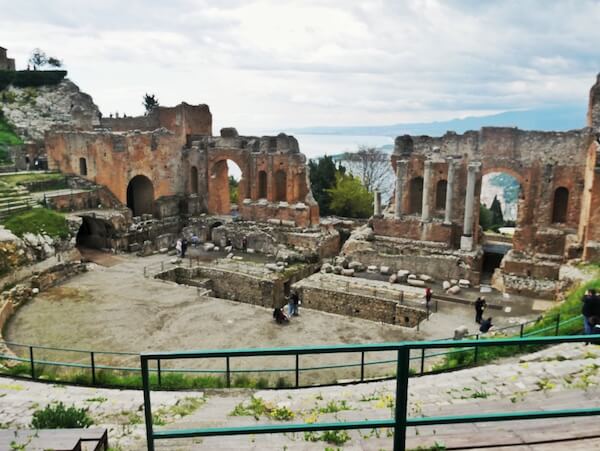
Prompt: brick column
<box><xmin>394</xmin><ymin>160</ymin><xmax>407</xmax><ymax>219</ymax></box>
<box><xmin>444</xmin><ymin>158</ymin><xmax>456</xmax><ymax>225</ymax></box>
<box><xmin>421</xmin><ymin>160</ymin><xmax>433</xmax><ymax>222</ymax></box>
<box><xmin>460</xmin><ymin>162</ymin><xmax>481</xmax><ymax>251</ymax></box>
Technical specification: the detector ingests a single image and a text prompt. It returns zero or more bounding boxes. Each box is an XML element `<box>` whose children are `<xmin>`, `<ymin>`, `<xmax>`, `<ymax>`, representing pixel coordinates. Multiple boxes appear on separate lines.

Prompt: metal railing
<box><xmin>141</xmin><ymin>334</ymin><xmax>600</xmax><ymax>451</ymax></box>
<box><xmin>0</xmin><ymin>310</ymin><xmax>583</xmax><ymax>389</ymax></box>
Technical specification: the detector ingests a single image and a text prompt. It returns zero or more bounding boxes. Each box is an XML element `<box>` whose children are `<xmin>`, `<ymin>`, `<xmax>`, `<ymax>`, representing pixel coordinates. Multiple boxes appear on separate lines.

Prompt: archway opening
<box><xmin>258</xmin><ymin>170</ymin><xmax>267</xmax><ymax>199</ymax></box>
<box><xmin>435</xmin><ymin>180</ymin><xmax>447</xmax><ymax>211</ymax></box>
<box><xmin>274</xmin><ymin>169</ymin><xmax>287</xmax><ymax>202</ymax></box>
<box><xmin>552</xmin><ymin>187</ymin><xmax>569</xmax><ymax>224</ymax></box>
<box><xmin>126</xmin><ymin>175</ymin><xmax>154</xmax><ymax>217</ymax></box>
<box><xmin>76</xmin><ymin>216</ymin><xmax>112</xmax><ymax>250</ymax></box>
<box><xmin>190</xmin><ymin>166</ymin><xmax>198</xmax><ymax>194</ymax></box>
<box><xmin>208</xmin><ymin>159</ymin><xmax>242</xmax><ymax>215</ymax></box>
<box><xmin>409</xmin><ymin>177</ymin><xmax>423</xmax><ymax>214</ymax></box>
<box><xmin>480</xmin><ymin>171</ymin><xmax>522</xmax><ymax>283</ymax></box>
<box><xmin>79</xmin><ymin>157</ymin><xmax>87</xmax><ymax>176</ymax></box>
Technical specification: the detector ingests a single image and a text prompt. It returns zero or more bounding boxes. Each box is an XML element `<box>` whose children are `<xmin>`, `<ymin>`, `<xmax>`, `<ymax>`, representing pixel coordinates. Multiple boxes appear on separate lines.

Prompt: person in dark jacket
<box><xmin>479</xmin><ymin>317</ymin><xmax>493</xmax><ymax>333</ymax></box>
<box><xmin>475</xmin><ymin>297</ymin><xmax>486</xmax><ymax>324</ymax></box>
<box><xmin>582</xmin><ymin>289</ymin><xmax>598</xmax><ymax>335</ymax></box>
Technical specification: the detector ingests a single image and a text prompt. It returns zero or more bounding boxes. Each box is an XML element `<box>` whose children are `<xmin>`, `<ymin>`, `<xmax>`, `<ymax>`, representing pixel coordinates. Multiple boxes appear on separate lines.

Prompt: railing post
<box><xmin>157</xmin><ymin>359</ymin><xmax>161</xmax><ymax>388</ymax></box>
<box><xmin>141</xmin><ymin>357</ymin><xmax>155</xmax><ymax>451</ymax></box>
<box><xmin>555</xmin><ymin>313</ymin><xmax>561</xmax><ymax>335</ymax></box>
<box><xmin>295</xmin><ymin>354</ymin><xmax>300</xmax><ymax>388</ymax></box>
<box><xmin>90</xmin><ymin>352</ymin><xmax>96</xmax><ymax>385</ymax></box>
<box><xmin>420</xmin><ymin>348</ymin><xmax>425</xmax><ymax>375</ymax></box>
<box><xmin>519</xmin><ymin>323</ymin><xmax>525</xmax><ymax>351</ymax></box>
<box><xmin>29</xmin><ymin>346</ymin><xmax>35</xmax><ymax>380</ymax></box>
<box><xmin>226</xmin><ymin>357</ymin><xmax>231</xmax><ymax>388</ymax></box>
<box><xmin>474</xmin><ymin>335</ymin><xmax>479</xmax><ymax>364</ymax></box>
<box><xmin>393</xmin><ymin>346</ymin><xmax>410</xmax><ymax>451</ymax></box>
<box><xmin>161</xmin><ymin>261</ymin><xmax>164</xmax><ymax>272</ymax></box>
<box><xmin>360</xmin><ymin>351</ymin><xmax>365</xmax><ymax>382</ymax></box>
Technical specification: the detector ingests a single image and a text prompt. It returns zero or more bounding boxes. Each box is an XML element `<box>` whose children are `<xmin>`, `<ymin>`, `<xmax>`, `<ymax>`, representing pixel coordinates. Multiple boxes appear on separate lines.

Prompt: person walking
<box><xmin>475</xmin><ymin>296</ymin><xmax>486</xmax><ymax>324</ymax></box>
<box><xmin>425</xmin><ymin>287</ymin><xmax>433</xmax><ymax>315</ymax></box>
<box><xmin>181</xmin><ymin>238</ymin><xmax>188</xmax><ymax>258</ymax></box>
<box><xmin>288</xmin><ymin>290</ymin><xmax>300</xmax><ymax>317</ymax></box>
<box><xmin>175</xmin><ymin>238</ymin><xmax>182</xmax><ymax>257</ymax></box>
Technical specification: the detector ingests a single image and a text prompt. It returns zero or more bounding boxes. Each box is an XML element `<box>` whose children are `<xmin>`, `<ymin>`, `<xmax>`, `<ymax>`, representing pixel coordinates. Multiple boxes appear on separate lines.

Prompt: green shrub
<box><xmin>31</xmin><ymin>402</ymin><xmax>93</xmax><ymax>429</ymax></box>
<box><xmin>2</xmin><ymin>208</ymin><xmax>69</xmax><ymax>239</ymax></box>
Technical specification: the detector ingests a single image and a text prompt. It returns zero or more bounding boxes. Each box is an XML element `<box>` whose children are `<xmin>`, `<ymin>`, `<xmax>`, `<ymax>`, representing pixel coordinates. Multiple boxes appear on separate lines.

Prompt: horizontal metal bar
<box><xmin>407</xmin><ymin>407</ymin><xmax>600</xmax><ymax>426</ymax></box>
<box><xmin>141</xmin><ymin>335</ymin><xmax>599</xmax><ymax>361</ymax></box>
<box><xmin>153</xmin><ymin>419</ymin><xmax>396</xmax><ymax>439</ymax></box>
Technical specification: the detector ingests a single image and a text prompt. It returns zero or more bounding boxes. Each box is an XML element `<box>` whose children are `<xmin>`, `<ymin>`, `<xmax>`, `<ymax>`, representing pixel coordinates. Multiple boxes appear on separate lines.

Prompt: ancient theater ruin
<box><xmin>343</xmin><ymin>74</ymin><xmax>600</xmax><ymax>299</ymax></box>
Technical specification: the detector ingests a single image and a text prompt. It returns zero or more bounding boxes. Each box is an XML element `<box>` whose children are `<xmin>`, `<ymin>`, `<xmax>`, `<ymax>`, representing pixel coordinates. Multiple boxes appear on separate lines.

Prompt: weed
<box><xmin>170</xmin><ymin>396</ymin><xmax>206</xmax><ymax>417</ymax></box>
<box><xmin>85</xmin><ymin>396</ymin><xmax>108</xmax><ymax>403</ymax></box>
<box><xmin>31</xmin><ymin>402</ymin><xmax>93</xmax><ymax>429</ymax></box>
<box><xmin>317</xmin><ymin>400</ymin><xmax>351</xmax><ymax>414</ymax></box>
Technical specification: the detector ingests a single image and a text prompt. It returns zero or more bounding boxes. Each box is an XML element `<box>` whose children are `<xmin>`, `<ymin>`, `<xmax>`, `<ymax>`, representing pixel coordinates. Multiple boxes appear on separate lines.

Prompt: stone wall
<box><xmin>44</xmin><ymin>187</ymin><xmax>123</xmax><ymax>212</ymax></box>
<box><xmin>296</xmin><ymin>283</ymin><xmax>426</xmax><ymax>327</ymax></box>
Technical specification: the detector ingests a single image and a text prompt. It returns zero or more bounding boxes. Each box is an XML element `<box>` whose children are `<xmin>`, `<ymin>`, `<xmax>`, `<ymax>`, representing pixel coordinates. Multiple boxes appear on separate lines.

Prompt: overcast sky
<box><xmin>2</xmin><ymin>0</ymin><xmax>599</xmax><ymax>132</ymax></box>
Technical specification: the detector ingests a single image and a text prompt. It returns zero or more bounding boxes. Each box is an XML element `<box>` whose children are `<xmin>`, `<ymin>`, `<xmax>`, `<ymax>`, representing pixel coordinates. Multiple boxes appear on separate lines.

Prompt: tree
<box><xmin>489</xmin><ymin>195</ymin><xmax>504</xmax><ymax>228</ymax></box>
<box><xmin>47</xmin><ymin>57</ymin><xmax>62</xmax><ymax>68</ymax></box>
<box><xmin>229</xmin><ymin>176</ymin><xmax>239</xmax><ymax>204</ymax></box>
<box><xmin>308</xmin><ymin>155</ymin><xmax>337</xmax><ymax>215</ymax></box>
<box><xmin>29</xmin><ymin>49</ymin><xmax>47</xmax><ymax>69</ymax></box>
<box><xmin>327</xmin><ymin>172</ymin><xmax>373</xmax><ymax>218</ymax></box>
<box><xmin>143</xmin><ymin>93</ymin><xmax>159</xmax><ymax>114</ymax></box>
<box><xmin>339</xmin><ymin>146</ymin><xmax>392</xmax><ymax>197</ymax></box>
<box><xmin>479</xmin><ymin>203</ymin><xmax>493</xmax><ymax>231</ymax></box>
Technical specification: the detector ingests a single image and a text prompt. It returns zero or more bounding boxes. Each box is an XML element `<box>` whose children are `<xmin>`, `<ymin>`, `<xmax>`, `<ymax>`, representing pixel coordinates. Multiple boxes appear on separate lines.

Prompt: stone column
<box><xmin>394</xmin><ymin>160</ymin><xmax>407</xmax><ymax>219</ymax></box>
<box><xmin>444</xmin><ymin>158</ymin><xmax>456</xmax><ymax>225</ymax></box>
<box><xmin>421</xmin><ymin>160</ymin><xmax>433</xmax><ymax>222</ymax></box>
<box><xmin>373</xmin><ymin>190</ymin><xmax>382</xmax><ymax>217</ymax></box>
<box><xmin>461</xmin><ymin>162</ymin><xmax>481</xmax><ymax>250</ymax></box>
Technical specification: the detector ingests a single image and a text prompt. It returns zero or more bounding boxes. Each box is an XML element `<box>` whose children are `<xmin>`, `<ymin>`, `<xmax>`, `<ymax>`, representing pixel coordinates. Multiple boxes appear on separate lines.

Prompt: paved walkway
<box><xmin>1</xmin><ymin>343</ymin><xmax>599</xmax><ymax>449</ymax></box>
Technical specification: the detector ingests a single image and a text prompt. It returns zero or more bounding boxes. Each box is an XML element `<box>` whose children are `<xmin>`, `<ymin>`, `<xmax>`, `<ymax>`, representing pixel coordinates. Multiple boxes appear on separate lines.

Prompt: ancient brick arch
<box><xmin>207</xmin><ymin>157</ymin><xmax>247</xmax><ymax>215</ymax></box>
<box><xmin>127</xmin><ymin>175</ymin><xmax>154</xmax><ymax>217</ymax></box>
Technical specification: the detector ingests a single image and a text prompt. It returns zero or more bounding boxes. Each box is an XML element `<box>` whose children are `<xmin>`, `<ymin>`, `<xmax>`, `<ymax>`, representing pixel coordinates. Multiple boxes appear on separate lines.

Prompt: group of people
<box><xmin>273</xmin><ymin>290</ymin><xmax>301</xmax><ymax>324</ymax></box>
<box><xmin>175</xmin><ymin>238</ymin><xmax>189</xmax><ymax>258</ymax></box>
<box><xmin>475</xmin><ymin>296</ymin><xmax>493</xmax><ymax>333</ymax></box>
<box><xmin>582</xmin><ymin>289</ymin><xmax>600</xmax><ymax>335</ymax></box>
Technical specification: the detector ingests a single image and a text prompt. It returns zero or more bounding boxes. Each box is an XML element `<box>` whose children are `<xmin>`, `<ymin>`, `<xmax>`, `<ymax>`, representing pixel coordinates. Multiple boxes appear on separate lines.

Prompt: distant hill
<box><xmin>287</xmin><ymin>105</ymin><xmax>587</xmax><ymax>138</ymax></box>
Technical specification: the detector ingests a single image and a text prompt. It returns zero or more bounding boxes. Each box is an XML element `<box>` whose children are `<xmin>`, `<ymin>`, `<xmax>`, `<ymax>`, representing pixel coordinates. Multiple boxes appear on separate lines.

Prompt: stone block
<box><xmin>458</xmin><ymin>279</ymin><xmax>471</xmax><ymax>288</ymax></box>
<box><xmin>214</xmin><ymin>246</ymin><xmax>220</xmax><ymax>251</ymax></box>
<box><xmin>442</xmin><ymin>281</ymin><xmax>451</xmax><ymax>290</ymax></box>
<box><xmin>321</xmin><ymin>263</ymin><xmax>333</xmax><ymax>273</ymax></box>
<box><xmin>367</xmin><ymin>265</ymin><xmax>378</xmax><ymax>273</ymax></box>
<box><xmin>389</xmin><ymin>274</ymin><xmax>398</xmax><ymax>284</ymax></box>
<box><xmin>407</xmin><ymin>274</ymin><xmax>417</xmax><ymax>279</ymax></box>
<box><xmin>407</xmin><ymin>278</ymin><xmax>425</xmax><ymax>287</ymax></box>
<box><xmin>203</xmin><ymin>243</ymin><xmax>215</xmax><ymax>252</ymax></box>
<box><xmin>247</xmin><ymin>248</ymin><xmax>255</xmax><ymax>254</ymax></box>
<box><xmin>380</xmin><ymin>266</ymin><xmax>391</xmax><ymax>275</ymax></box>
<box><xmin>447</xmin><ymin>285</ymin><xmax>461</xmax><ymax>295</ymax></box>
<box><xmin>341</xmin><ymin>268</ymin><xmax>355</xmax><ymax>277</ymax></box>
<box><xmin>419</xmin><ymin>274</ymin><xmax>433</xmax><ymax>282</ymax></box>
<box><xmin>333</xmin><ymin>265</ymin><xmax>343</xmax><ymax>274</ymax></box>
<box><xmin>348</xmin><ymin>261</ymin><xmax>364</xmax><ymax>271</ymax></box>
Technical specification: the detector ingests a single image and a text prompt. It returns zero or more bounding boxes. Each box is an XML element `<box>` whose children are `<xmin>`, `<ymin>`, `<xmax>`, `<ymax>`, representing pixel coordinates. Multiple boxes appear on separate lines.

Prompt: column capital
<box><xmin>424</xmin><ymin>159</ymin><xmax>434</xmax><ymax>168</ymax></box>
<box><xmin>467</xmin><ymin>162</ymin><xmax>482</xmax><ymax>172</ymax></box>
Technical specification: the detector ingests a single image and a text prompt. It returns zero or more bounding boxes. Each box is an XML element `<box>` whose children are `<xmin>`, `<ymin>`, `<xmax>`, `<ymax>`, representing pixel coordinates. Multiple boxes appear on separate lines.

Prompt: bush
<box><xmin>12</xmin><ymin>70</ymin><xmax>67</xmax><ymax>87</ymax></box>
<box><xmin>31</xmin><ymin>402</ymin><xmax>93</xmax><ymax>429</ymax></box>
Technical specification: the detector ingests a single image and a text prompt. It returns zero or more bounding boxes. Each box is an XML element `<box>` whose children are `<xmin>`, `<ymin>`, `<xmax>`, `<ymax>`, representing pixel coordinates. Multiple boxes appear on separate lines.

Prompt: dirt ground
<box><xmin>4</xmin><ymin>252</ymin><xmax>540</xmax><ymax>384</ymax></box>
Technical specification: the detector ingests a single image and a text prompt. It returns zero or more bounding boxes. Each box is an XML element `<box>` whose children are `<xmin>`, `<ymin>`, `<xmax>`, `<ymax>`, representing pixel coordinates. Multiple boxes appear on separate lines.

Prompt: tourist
<box><xmin>191</xmin><ymin>234</ymin><xmax>199</xmax><ymax>247</ymax></box>
<box><xmin>273</xmin><ymin>307</ymin><xmax>289</xmax><ymax>324</ymax></box>
<box><xmin>425</xmin><ymin>287</ymin><xmax>432</xmax><ymax>313</ymax></box>
<box><xmin>475</xmin><ymin>296</ymin><xmax>486</xmax><ymax>324</ymax></box>
<box><xmin>288</xmin><ymin>290</ymin><xmax>300</xmax><ymax>316</ymax></box>
<box><xmin>479</xmin><ymin>317</ymin><xmax>493</xmax><ymax>333</ymax></box>
<box><xmin>581</xmin><ymin>289</ymin><xmax>597</xmax><ymax>334</ymax></box>
<box><xmin>175</xmin><ymin>238</ymin><xmax>182</xmax><ymax>257</ymax></box>
<box><xmin>181</xmin><ymin>238</ymin><xmax>188</xmax><ymax>258</ymax></box>
<box><xmin>242</xmin><ymin>236</ymin><xmax>248</xmax><ymax>251</ymax></box>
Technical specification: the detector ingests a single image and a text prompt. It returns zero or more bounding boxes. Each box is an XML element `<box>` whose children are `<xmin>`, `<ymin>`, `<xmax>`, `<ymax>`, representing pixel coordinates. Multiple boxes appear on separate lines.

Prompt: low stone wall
<box><xmin>45</xmin><ymin>187</ymin><xmax>122</xmax><ymax>212</ymax></box>
<box><xmin>296</xmin><ymin>283</ymin><xmax>426</xmax><ymax>327</ymax></box>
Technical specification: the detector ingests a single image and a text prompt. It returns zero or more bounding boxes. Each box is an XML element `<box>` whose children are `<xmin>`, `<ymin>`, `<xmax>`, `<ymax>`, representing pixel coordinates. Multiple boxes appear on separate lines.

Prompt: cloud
<box><xmin>0</xmin><ymin>0</ymin><xmax>599</xmax><ymax>129</ymax></box>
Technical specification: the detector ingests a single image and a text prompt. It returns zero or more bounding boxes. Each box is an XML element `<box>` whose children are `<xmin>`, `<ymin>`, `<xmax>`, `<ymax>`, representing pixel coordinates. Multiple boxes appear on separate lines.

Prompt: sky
<box><xmin>1</xmin><ymin>0</ymin><xmax>599</xmax><ymax>132</ymax></box>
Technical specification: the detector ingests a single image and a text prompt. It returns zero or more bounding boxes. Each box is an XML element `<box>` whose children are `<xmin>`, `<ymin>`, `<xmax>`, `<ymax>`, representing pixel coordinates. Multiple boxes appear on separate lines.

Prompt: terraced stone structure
<box><xmin>348</xmin><ymin>73</ymin><xmax>600</xmax><ymax>298</ymax></box>
<box><xmin>46</xmin><ymin>103</ymin><xmax>319</xmax><ymax>227</ymax></box>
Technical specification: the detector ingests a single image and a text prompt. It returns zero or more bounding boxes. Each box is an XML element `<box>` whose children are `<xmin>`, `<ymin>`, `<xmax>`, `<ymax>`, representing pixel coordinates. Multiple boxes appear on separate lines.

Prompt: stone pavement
<box><xmin>1</xmin><ymin>343</ymin><xmax>599</xmax><ymax>449</ymax></box>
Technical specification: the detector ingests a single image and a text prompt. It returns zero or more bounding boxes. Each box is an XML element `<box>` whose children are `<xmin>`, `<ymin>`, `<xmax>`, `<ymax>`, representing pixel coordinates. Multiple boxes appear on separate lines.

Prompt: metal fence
<box><xmin>140</xmin><ymin>334</ymin><xmax>600</xmax><ymax>451</ymax></box>
<box><xmin>0</xmin><ymin>309</ymin><xmax>583</xmax><ymax>390</ymax></box>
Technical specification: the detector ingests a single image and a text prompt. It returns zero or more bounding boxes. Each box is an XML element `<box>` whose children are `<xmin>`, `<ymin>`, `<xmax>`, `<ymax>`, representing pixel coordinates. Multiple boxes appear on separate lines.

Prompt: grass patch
<box><xmin>0</xmin><ymin>172</ymin><xmax>64</xmax><ymax>187</ymax></box>
<box><xmin>230</xmin><ymin>396</ymin><xmax>295</xmax><ymax>421</ymax></box>
<box><xmin>2</xmin><ymin>208</ymin><xmax>69</xmax><ymax>238</ymax></box>
<box><xmin>304</xmin><ymin>429</ymin><xmax>351</xmax><ymax>445</ymax></box>
<box><xmin>0</xmin><ymin>115</ymin><xmax>22</xmax><ymax>146</ymax></box>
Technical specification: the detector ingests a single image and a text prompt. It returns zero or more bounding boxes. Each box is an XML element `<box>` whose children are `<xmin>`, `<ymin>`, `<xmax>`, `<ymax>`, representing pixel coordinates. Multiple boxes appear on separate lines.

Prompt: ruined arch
<box><xmin>552</xmin><ymin>187</ymin><xmax>569</xmax><ymax>224</ymax></box>
<box><xmin>258</xmin><ymin>170</ymin><xmax>267</xmax><ymax>199</ymax></box>
<box><xmin>409</xmin><ymin>176</ymin><xmax>423</xmax><ymax>214</ymax></box>
<box><xmin>274</xmin><ymin>170</ymin><xmax>287</xmax><ymax>202</ymax></box>
<box><xmin>79</xmin><ymin>157</ymin><xmax>87</xmax><ymax>176</ymax></box>
<box><xmin>208</xmin><ymin>159</ymin><xmax>244</xmax><ymax>215</ymax></box>
<box><xmin>190</xmin><ymin>166</ymin><xmax>198</xmax><ymax>194</ymax></box>
<box><xmin>435</xmin><ymin>180</ymin><xmax>447</xmax><ymax>210</ymax></box>
<box><xmin>126</xmin><ymin>175</ymin><xmax>154</xmax><ymax>217</ymax></box>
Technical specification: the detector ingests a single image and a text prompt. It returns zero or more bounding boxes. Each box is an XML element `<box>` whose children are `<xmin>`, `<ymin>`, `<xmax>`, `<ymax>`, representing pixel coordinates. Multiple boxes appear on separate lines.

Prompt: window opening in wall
<box><xmin>79</xmin><ymin>157</ymin><xmax>87</xmax><ymax>176</ymax></box>
<box><xmin>409</xmin><ymin>177</ymin><xmax>423</xmax><ymax>214</ymax></box>
<box><xmin>552</xmin><ymin>187</ymin><xmax>569</xmax><ymax>224</ymax></box>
